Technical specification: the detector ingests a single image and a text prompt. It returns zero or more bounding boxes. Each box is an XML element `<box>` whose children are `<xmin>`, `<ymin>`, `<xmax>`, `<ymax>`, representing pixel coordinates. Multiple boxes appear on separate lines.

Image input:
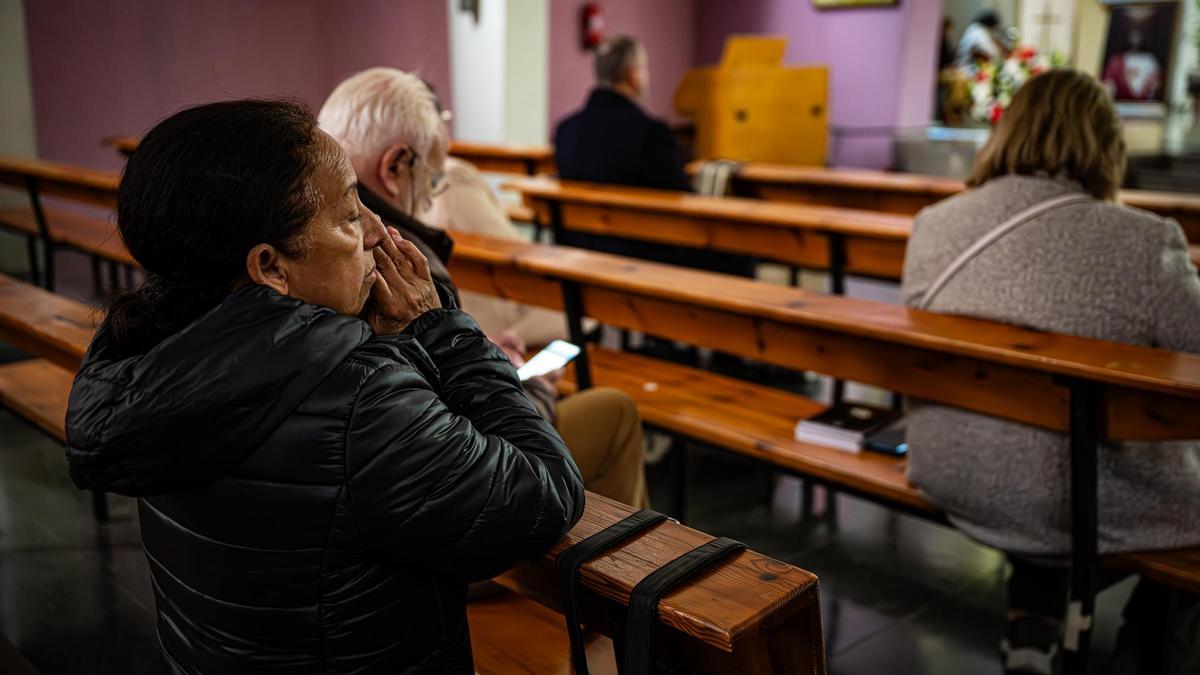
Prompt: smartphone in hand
<box><xmin>517</xmin><ymin>340</ymin><xmax>581</xmax><ymax>381</ymax></box>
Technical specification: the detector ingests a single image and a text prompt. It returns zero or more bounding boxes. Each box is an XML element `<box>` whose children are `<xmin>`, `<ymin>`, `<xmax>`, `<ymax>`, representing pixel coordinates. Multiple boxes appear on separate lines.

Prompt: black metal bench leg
<box><xmin>92</xmin><ymin>491</ymin><xmax>109</xmax><ymax>522</ymax></box>
<box><xmin>42</xmin><ymin>243</ymin><xmax>56</xmax><ymax>292</ymax></box>
<box><xmin>123</xmin><ymin>265</ymin><xmax>135</xmax><ymax>289</ymax></box>
<box><xmin>90</xmin><ymin>255</ymin><xmax>103</xmax><ymax>296</ymax></box>
<box><xmin>107</xmin><ymin>260</ymin><xmax>119</xmax><ymax>292</ymax></box>
<box><xmin>25</xmin><ymin>235</ymin><xmax>42</xmax><ymax>286</ymax></box>
<box><xmin>669</xmin><ymin>437</ymin><xmax>688</xmax><ymax>522</ymax></box>
<box><xmin>1062</xmin><ymin>379</ymin><xmax>1099</xmax><ymax>675</ymax></box>
<box><xmin>561</xmin><ymin>280</ymin><xmax>592</xmax><ymax>390</ymax></box>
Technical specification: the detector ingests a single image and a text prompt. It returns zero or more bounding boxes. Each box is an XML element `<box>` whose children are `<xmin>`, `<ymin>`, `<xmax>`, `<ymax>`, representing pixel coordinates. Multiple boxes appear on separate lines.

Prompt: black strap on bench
<box><xmin>556</xmin><ymin>509</ymin><xmax>667</xmax><ymax>675</ymax></box>
<box><xmin>623</xmin><ymin>536</ymin><xmax>747</xmax><ymax>674</ymax></box>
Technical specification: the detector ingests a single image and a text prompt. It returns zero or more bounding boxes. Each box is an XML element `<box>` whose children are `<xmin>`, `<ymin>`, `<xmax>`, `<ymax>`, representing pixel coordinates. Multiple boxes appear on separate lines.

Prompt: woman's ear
<box><xmin>376</xmin><ymin>143</ymin><xmax>411</xmax><ymax>199</ymax></box>
<box><xmin>245</xmin><ymin>243</ymin><xmax>290</xmax><ymax>296</ymax></box>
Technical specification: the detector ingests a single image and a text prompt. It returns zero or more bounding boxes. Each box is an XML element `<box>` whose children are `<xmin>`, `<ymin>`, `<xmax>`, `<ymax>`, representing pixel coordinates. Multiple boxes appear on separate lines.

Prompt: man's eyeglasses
<box><xmin>404</xmin><ymin>151</ymin><xmax>447</xmax><ymax>217</ymax></box>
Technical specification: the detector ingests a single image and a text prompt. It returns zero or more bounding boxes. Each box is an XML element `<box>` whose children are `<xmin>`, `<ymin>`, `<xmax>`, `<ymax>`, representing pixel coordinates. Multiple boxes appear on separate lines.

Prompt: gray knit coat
<box><xmin>900</xmin><ymin>174</ymin><xmax>1200</xmax><ymax>556</ymax></box>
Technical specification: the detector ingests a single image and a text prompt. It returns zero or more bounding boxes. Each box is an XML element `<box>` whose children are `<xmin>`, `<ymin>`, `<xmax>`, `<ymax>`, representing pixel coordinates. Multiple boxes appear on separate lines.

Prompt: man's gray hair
<box><xmin>318</xmin><ymin>67</ymin><xmax>441</xmax><ymax>168</ymax></box>
<box><xmin>594</xmin><ymin>36</ymin><xmax>642</xmax><ymax>87</ymax></box>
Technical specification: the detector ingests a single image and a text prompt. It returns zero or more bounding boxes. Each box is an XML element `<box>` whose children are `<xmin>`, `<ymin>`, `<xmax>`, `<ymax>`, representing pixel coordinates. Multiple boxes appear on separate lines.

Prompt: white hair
<box><xmin>318</xmin><ymin>67</ymin><xmax>442</xmax><ymax>168</ymax></box>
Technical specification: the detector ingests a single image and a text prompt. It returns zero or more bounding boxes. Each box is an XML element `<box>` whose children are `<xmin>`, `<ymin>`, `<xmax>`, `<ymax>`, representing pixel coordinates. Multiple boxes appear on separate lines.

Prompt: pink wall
<box><xmin>24</xmin><ymin>0</ymin><xmax>450</xmax><ymax>171</ymax></box>
<box><xmin>694</xmin><ymin>0</ymin><xmax>940</xmax><ymax>168</ymax></box>
<box><xmin>24</xmin><ymin>0</ymin><xmax>939</xmax><ymax>170</ymax></box>
<box><xmin>548</xmin><ymin>0</ymin><xmax>696</xmax><ymax>132</ymax></box>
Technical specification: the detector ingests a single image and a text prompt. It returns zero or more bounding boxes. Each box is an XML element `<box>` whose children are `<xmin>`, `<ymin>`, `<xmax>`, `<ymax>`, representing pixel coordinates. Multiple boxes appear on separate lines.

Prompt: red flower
<box><xmin>1031</xmin><ymin>65</ymin><xmax>1046</xmax><ymax>76</ymax></box>
<box><xmin>1017</xmin><ymin>45</ymin><xmax>1037</xmax><ymax>62</ymax></box>
<box><xmin>975</xmin><ymin>70</ymin><xmax>991</xmax><ymax>82</ymax></box>
<box><xmin>989</xmin><ymin>104</ymin><xmax>1004</xmax><ymax>125</ymax></box>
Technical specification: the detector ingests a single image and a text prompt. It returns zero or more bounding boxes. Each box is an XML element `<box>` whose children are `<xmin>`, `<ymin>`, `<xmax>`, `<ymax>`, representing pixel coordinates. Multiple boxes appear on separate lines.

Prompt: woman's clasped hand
<box><xmin>363</xmin><ymin>225</ymin><xmax>441</xmax><ymax>335</ymax></box>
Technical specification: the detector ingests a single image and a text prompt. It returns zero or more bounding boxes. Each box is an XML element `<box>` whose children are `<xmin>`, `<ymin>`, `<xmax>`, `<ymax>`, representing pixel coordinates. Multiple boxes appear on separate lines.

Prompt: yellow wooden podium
<box><xmin>675</xmin><ymin>36</ymin><xmax>828</xmax><ymax>166</ymax></box>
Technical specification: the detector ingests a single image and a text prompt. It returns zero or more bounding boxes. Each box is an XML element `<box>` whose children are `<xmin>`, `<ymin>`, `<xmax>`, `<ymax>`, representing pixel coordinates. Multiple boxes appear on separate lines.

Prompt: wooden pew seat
<box><xmin>0</xmin><ymin>274</ymin><xmax>98</xmax><ymax>371</ymax></box>
<box><xmin>468</xmin><ymin>589</ymin><xmax>616</xmax><ymax>675</ymax></box>
<box><xmin>565</xmin><ymin>346</ymin><xmax>933</xmax><ymax>516</ymax></box>
<box><xmin>0</xmin><ymin>359</ymin><xmax>71</xmax><ymax>441</ymax></box>
<box><xmin>0</xmin><ymin>207</ymin><xmax>39</xmax><ymax>237</ymax></box>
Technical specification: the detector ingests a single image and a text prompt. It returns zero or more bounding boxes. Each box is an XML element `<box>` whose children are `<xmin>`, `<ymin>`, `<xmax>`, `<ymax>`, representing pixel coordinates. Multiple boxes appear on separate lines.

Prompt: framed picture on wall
<box><xmin>813</xmin><ymin>0</ymin><xmax>900</xmax><ymax>8</ymax></box>
<box><xmin>1099</xmin><ymin>0</ymin><xmax>1179</xmax><ymax>104</ymax></box>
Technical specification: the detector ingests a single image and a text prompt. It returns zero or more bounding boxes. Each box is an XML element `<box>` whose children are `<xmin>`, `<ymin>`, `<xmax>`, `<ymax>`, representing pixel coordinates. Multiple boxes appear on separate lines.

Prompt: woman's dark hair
<box><xmin>108</xmin><ymin>99</ymin><xmax>326</xmax><ymax>354</ymax></box>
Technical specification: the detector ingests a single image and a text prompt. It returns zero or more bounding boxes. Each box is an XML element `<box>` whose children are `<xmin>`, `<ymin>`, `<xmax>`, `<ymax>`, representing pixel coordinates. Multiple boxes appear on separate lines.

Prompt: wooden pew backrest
<box><xmin>446</xmin><ymin>231</ymin><xmax>1200</xmax><ymax>442</ymax></box>
<box><xmin>106</xmin><ymin>136</ymin><xmax>557</xmax><ymax>177</ymax></box>
<box><xmin>685</xmin><ymin>160</ymin><xmax>1200</xmax><ymax>244</ymax></box>
<box><xmin>507</xmin><ymin>177</ymin><xmax>912</xmax><ymax>278</ymax></box>
<box><xmin>0</xmin><ymin>155</ymin><xmax>119</xmax><ymax>209</ymax></box>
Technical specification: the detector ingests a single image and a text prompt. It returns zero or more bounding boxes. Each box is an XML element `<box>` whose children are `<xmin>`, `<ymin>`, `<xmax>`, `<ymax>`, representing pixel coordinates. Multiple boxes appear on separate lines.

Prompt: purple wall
<box><xmin>694</xmin><ymin>0</ymin><xmax>940</xmax><ymax>168</ymax></box>
<box><xmin>548</xmin><ymin>0</ymin><xmax>696</xmax><ymax>132</ymax></box>
<box><xmin>23</xmin><ymin>0</ymin><xmax>939</xmax><ymax>169</ymax></box>
<box><xmin>24</xmin><ymin>0</ymin><xmax>450</xmax><ymax>170</ymax></box>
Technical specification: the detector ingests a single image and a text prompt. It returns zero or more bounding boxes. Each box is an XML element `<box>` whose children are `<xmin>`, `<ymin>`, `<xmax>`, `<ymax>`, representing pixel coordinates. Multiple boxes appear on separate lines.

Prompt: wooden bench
<box><xmin>689</xmin><ymin>160</ymin><xmax>1200</xmax><ymax>246</ymax></box>
<box><xmin>443</xmin><ymin>230</ymin><xmax>1200</xmax><ymax>673</ymax></box>
<box><xmin>0</xmin><ymin>155</ymin><xmax>129</xmax><ymax>291</ymax></box>
<box><xmin>509</xmin><ymin>177</ymin><xmax>1200</xmax><ymax>280</ymax></box>
<box><xmin>449</xmin><ymin>140</ymin><xmax>555</xmax><ymax>176</ymax></box>
<box><xmin>101</xmin><ymin>139</ymin><xmax>537</xmax><ymax>226</ymax></box>
<box><xmin>507</xmin><ymin>177</ymin><xmax>912</xmax><ymax>286</ymax></box>
<box><xmin>0</xmin><ymin>272</ymin><xmax>826</xmax><ymax>674</ymax></box>
<box><xmin>106</xmin><ymin>135</ymin><xmax>556</xmax><ymax>177</ymax></box>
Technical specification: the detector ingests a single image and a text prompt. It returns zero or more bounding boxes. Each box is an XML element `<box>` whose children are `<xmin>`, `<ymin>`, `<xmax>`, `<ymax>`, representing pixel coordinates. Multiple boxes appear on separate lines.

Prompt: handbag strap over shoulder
<box><xmin>916</xmin><ymin>192</ymin><xmax>1091</xmax><ymax>311</ymax></box>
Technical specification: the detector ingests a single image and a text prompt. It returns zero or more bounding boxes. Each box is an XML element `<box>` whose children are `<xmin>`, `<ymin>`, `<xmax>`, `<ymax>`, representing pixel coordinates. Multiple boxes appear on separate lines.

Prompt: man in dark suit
<box><xmin>553</xmin><ymin>36</ymin><xmax>752</xmax><ymax>276</ymax></box>
<box><xmin>555</xmin><ymin>36</ymin><xmax>690</xmax><ymax>191</ymax></box>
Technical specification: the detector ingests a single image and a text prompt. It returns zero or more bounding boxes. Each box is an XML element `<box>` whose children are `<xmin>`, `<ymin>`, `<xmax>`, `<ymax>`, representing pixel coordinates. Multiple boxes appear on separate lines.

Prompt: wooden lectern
<box><xmin>675</xmin><ymin>36</ymin><xmax>828</xmax><ymax>166</ymax></box>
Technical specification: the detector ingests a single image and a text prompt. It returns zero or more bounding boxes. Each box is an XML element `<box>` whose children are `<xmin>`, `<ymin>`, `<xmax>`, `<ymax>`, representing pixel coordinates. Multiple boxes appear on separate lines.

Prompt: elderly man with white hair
<box><xmin>319</xmin><ymin>67</ymin><xmax>649</xmax><ymax>508</ymax></box>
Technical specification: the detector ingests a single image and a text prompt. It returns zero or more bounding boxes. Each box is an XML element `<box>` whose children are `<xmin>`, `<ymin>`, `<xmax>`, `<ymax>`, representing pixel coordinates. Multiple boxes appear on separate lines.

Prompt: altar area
<box><xmin>897</xmin><ymin>0</ymin><xmax>1200</xmax><ymax>191</ymax></box>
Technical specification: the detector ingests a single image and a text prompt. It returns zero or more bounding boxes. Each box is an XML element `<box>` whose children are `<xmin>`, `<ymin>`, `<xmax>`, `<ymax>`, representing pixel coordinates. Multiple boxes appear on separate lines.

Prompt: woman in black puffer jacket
<box><xmin>64</xmin><ymin>100</ymin><xmax>585</xmax><ymax>674</ymax></box>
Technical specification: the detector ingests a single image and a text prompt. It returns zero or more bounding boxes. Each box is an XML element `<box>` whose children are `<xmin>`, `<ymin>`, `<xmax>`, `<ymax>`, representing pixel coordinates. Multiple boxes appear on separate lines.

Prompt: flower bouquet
<box><xmin>966</xmin><ymin>45</ymin><xmax>1065</xmax><ymax>125</ymax></box>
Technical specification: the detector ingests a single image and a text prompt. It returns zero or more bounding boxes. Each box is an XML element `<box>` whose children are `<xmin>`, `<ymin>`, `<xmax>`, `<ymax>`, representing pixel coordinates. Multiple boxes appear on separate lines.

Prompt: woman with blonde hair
<box><xmin>902</xmin><ymin>69</ymin><xmax>1200</xmax><ymax>674</ymax></box>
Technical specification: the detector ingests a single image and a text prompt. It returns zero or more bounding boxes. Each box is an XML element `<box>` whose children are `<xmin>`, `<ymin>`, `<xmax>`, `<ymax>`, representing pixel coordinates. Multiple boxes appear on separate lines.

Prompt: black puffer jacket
<box><xmin>65</xmin><ymin>285</ymin><xmax>585</xmax><ymax>674</ymax></box>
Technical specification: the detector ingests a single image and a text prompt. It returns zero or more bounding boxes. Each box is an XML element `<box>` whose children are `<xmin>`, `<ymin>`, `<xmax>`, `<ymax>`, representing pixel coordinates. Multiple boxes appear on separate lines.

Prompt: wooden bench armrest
<box><xmin>498</xmin><ymin>491</ymin><xmax>823</xmax><ymax>671</ymax></box>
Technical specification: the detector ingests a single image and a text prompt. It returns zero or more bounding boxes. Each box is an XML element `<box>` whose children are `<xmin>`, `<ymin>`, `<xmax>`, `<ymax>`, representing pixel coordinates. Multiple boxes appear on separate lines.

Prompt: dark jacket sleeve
<box><xmin>639</xmin><ymin>120</ymin><xmax>692</xmax><ymax>192</ymax></box>
<box><xmin>345</xmin><ymin>308</ymin><xmax>585</xmax><ymax>582</ymax></box>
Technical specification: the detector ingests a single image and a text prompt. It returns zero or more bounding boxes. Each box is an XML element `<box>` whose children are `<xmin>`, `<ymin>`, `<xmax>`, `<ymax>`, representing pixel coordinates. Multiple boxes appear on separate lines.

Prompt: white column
<box><xmin>0</xmin><ymin>0</ymin><xmax>38</xmax><ymax>273</ymax></box>
<box><xmin>503</xmin><ymin>0</ymin><xmax>548</xmax><ymax>145</ymax></box>
<box><xmin>447</xmin><ymin>0</ymin><xmax>549</xmax><ymax>144</ymax></box>
<box><xmin>448</xmin><ymin>0</ymin><xmax>508</xmax><ymax>142</ymax></box>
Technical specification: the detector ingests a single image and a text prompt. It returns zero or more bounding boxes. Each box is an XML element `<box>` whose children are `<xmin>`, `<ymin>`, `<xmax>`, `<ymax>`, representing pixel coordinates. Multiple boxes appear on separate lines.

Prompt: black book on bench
<box><xmin>794</xmin><ymin>402</ymin><xmax>902</xmax><ymax>454</ymax></box>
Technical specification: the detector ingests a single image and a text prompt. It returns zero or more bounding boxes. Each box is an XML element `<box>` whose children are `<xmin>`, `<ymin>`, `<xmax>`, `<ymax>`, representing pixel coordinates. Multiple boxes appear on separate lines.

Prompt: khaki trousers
<box><xmin>555</xmin><ymin>387</ymin><xmax>649</xmax><ymax>509</ymax></box>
